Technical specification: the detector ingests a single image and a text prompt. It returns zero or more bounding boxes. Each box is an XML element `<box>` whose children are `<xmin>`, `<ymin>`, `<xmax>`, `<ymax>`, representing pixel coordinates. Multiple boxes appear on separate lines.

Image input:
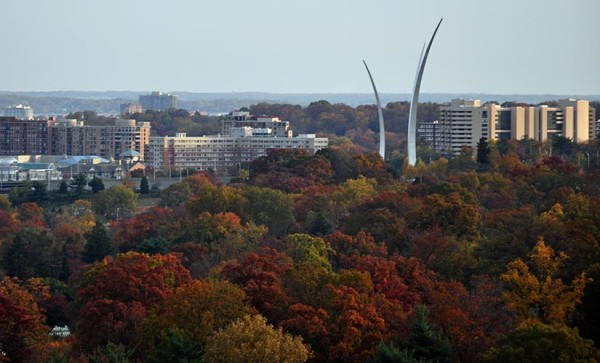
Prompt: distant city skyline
<box><xmin>1</xmin><ymin>0</ymin><xmax>599</xmax><ymax>95</ymax></box>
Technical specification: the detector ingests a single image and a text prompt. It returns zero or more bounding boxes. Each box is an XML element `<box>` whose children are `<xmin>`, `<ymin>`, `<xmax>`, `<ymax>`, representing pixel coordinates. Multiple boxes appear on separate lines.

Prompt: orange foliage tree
<box><xmin>501</xmin><ymin>237</ymin><xmax>589</xmax><ymax>325</ymax></box>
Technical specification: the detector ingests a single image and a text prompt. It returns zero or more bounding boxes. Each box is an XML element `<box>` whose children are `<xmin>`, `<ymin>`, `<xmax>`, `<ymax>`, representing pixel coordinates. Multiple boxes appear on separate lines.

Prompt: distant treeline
<box><xmin>2</xmin><ymin>91</ymin><xmax>598</xmax><ymax>115</ymax></box>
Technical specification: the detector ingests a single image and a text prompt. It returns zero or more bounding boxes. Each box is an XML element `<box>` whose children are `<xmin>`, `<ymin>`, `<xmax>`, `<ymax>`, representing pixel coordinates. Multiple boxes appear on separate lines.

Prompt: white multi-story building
<box><xmin>146</xmin><ymin>112</ymin><xmax>328</xmax><ymax>173</ymax></box>
<box><xmin>3</xmin><ymin>105</ymin><xmax>34</xmax><ymax>120</ymax></box>
<box><xmin>221</xmin><ymin>111</ymin><xmax>293</xmax><ymax>137</ymax></box>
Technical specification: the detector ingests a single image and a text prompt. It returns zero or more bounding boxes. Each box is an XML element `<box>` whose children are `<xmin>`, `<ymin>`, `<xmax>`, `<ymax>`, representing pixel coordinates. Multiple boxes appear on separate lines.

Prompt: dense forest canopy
<box><xmin>1</xmin><ymin>100</ymin><xmax>600</xmax><ymax>362</ymax></box>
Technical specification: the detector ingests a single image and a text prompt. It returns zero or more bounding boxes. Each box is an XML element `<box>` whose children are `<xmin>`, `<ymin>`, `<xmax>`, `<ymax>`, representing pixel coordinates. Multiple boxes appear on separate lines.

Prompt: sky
<box><xmin>1</xmin><ymin>0</ymin><xmax>599</xmax><ymax>95</ymax></box>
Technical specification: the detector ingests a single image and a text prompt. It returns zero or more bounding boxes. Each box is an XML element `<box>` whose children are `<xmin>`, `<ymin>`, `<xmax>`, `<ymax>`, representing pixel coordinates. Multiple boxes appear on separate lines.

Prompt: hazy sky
<box><xmin>1</xmin><ymin>0</ymin><xmax>599</xmax><ymax>94</ymax></box>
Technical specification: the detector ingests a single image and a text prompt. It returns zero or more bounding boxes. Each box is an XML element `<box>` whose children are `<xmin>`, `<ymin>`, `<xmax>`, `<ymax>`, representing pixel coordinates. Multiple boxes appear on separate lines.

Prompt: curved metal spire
<box><xmin>408</xmin><ymin>18</ymin><xmax>443</xmax><ymax>166</ymax></box>
<box><xmin>363</xmin><ymin>60</ymin><xmax>386</xmax><ymax>159</ymax></box>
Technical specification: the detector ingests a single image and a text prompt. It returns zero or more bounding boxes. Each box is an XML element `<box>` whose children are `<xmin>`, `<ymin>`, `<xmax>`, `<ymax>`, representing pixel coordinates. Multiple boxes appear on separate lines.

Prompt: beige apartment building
<box><xmin>48</xmin><ymin>119</ymin><xmax>151</xmax><ymax>160</ymax></box>
<box><xmin>430</xmin><ymin>99</ymin><xmax>596</xmax><ymax>156</ymax></box>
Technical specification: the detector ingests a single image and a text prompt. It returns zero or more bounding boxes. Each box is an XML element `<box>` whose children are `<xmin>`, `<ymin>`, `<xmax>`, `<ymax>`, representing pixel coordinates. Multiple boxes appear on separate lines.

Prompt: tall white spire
<box><xmin>408</xmin><ymin>18</ymin><xmax>443</xmax><ymax>166</ymax></box>
<box><xmin>363</xmin><ymin>60</ymin><xmax>386</xmax><ymax>159</ymax></box>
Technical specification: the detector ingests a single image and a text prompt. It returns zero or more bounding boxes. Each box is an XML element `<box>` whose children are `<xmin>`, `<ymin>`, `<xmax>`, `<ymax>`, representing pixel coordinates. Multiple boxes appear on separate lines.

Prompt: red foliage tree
<box><xmin>397</xmin><ymin>257</ymin><xmax>509</xmax><ymax>362</ymax></box>
<box><xmin>111</xmin><ymin>206</ymin><xmax>186</xmax><ymax>252</ymax></box>
<box><xmin>75</xmin><ymin>252</ymin><xmax>192</xmax><ymax>353</ymax></box>
<box><xmin>221</xmin><ymin>248</ymin><xmax>292</xmax><ymax>321</ymax></box>
<box><xmin>16</xmin><ymin>202</ymin><xmax>46</xmax><ymax>229</ymax></box>
<box><xmin>0</xmin><ymin>277</ymin><xmax>49</xmax><ymax>362</ymax></box>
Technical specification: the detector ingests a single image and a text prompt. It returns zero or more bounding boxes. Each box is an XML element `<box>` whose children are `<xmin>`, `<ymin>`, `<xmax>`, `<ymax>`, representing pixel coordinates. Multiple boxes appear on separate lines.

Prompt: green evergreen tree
<box><xmin>404</xmin><ymin>305</ymin><xmax>452</xmax><ymax>363</ymax></box>
<box><xmin>476</xmin><ymin>137</ymin><xmax>491</xmax><ymax>165</ymax></box>
<box><xmin>88</xmin><ymin>342</ymin><xmax>135</xmax><ymax>363</ymax></box>
<box><xmin>69</xmin><ymin>173</ymin><xmax>88</xmax><ymax>196</ymax></box>
<box><xmin>88</xmin><ymin>176</ymin><xmax>105</xmax><ymax>194</ymax></box>
<box><xmin>84</xmin><ymin>223</ymin><xmax>113</xmax><ymax>263</ymax></box>
<box><xmin>146</xmin><ymin>330</ymin><xmax>204</xmax><ymax>363</ymax></box>
<box><xmin>2</xmin><ymin>231</ymin><xmax>34</xmax><ymax>279</ymax></box>
<box><xmin>59</xmin><ymin>241</ymin><xmax>71</xmax><ymax>282</ymax></box>
<box><xmin>369</xmin><ymin>342</ymin><xmax>431</xmax><ymax>363</ymax></box>
<box><xmin>58</xmin><ymin>180</ymin><xmax>68</xmax><ymax>194</ymax></box>
<box><xmin>30</xmin><ymin>181</ymin><xmax>48</xmax><ymax>201</ymax></box>
<box><xmin>369</xmin><ymin>306</ymin><xmax>452</xmax><ymax>363</ymax></box>
<box><xmin>140</xmin><ymin>175</ymin><xmax>150</xmax><ymax>194</ymax></box>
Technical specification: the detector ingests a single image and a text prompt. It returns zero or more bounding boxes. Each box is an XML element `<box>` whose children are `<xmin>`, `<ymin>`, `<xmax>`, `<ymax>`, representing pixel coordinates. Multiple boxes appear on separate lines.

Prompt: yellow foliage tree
<box><xmin>501</xmin><ymin>237</ymin><xmax>589</xmax><ymax>324</ymax></box>
<box><xmin>203</xmin><ymin>314</ymin><xmax>311</xmax><ymax>363</ymax></box>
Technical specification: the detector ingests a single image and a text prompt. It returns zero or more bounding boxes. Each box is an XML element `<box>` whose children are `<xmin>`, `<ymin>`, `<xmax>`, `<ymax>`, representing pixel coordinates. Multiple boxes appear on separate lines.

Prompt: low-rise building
<box><xmin>15</xmin><ymin>162</ymin><xmax>62</xmax><ymax>181</ymax></box>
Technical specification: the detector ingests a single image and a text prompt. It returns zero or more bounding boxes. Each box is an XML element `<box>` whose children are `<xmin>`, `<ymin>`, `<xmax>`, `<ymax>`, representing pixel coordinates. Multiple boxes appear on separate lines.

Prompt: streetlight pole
<box><xmin>585</xmin><ymin>152</ymin><xmax>590</xmax><ymax>169</ymax></box>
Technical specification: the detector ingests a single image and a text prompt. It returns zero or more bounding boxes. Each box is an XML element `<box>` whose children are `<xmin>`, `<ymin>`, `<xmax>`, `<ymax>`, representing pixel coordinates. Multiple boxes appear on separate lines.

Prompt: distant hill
<box><xmin>1</xmin><ymin>91</ymin><xmax>598</xmax><ymax>116</ymax></box>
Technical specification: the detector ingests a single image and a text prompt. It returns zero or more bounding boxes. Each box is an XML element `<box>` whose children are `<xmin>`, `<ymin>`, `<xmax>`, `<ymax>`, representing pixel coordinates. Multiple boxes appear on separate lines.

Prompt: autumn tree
<box><xmin>186</xmin><ymin>184</ymin><xmax>245</xmax><ymax>217</ymax></box>
<box><xmin>0</xmin><ymin>277</ymin><xmax>49</xmax><ymax>362</ymax></box>
<box><xmin>181</xmin><ymin>171</ymin><xmax>216</xmax><ymax>195</ymax></box>
<box><xmin>286</xmin><ymin>233</ymin><xmax>332</xmax><ymax>271</ymax></box>
<box><xmin>501</xmin><ymin>237</ymin><xmax>589</xmax><ymax>324</ymax></box>
<box><xmin>320</xmin><ymin>176</ymin><xmax>378</xmax><ymax>229</ymax></box>
<box><xmin>250</xmin><ymin>149</ymin><xmax>333</xmax><ymax>193</ymax></box>
<box><xmin>16</xmin><ymin>202</ymin><xmax>46</xmax><ymax>229</ymax></box>
<box><xmin>139</xmin><ymin>279</ymin><xmax>252</xmax><ymax>362</ymax></box>
<box><xmin>203</xmin><ymin>314</ymin><xmax>311</xmax><ymax>363</ymax></box>
<box><xmin>92</xmin><ymin>185</ymin><xmax>138</xmax><ymax>220</ymax></box>
<box><xmin>282</xmin><ymin>284</ymin><xmax>387</xmax><ymax>362</ymax></box>
<box><xmin>110</xmin><ymin>206</ymin><xmax>177</xmax><ymax>248</ymax></box>
<box><xmin>475</xmin><ymin>205</ymin><xmax>538</xmax><ymax>276</ymax></box>
<box><xmin>417</xmin><ymin>192</ymin><xmax>480</xmax><ymax>241</ymax></box>
<box><xmin>243</xmin><ymin>186</ymin><xmax>295</xmax><ymax>237</ymax></box>
<box><xmin>396</xmin><ymin>258</ymin><xmax>509</xmax><ymax>362</ymax></box>
<box><xmin>160</xmin><ymin>181</ymin><xmax>192</xmax><ymax>208</ymax></box>
<box><xmin>221</xmin><ymin>249</ymin><xmax>292</xmax><ymax>321</ymax></box>
<box><xmin>75</xmin><ymin>252</ymin><xmax>192</xmax><ymax>354</ymax></box>
<box><xmin>184</xmin><ymin>211</ymin><xmax>266</xmax><ymax>269</ymax></box>
<box><xmin>482</xmin><ymin>323</ymin><xmax>599</xmax><ymax>363</ymax></box>
<box><xmin>343</xmin><ymin>190</ymin><xmax>420</xmax><ymax>253</ymax></box>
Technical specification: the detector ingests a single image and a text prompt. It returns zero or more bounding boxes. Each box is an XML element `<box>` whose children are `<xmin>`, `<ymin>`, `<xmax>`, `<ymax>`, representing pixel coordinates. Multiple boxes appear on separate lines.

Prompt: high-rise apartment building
<box><xmin>0</xmin><ymin>117</ymin><xmax>48</xmax><ymax>155</ymax></box>
<box><xmin>3</xmin><ymin>105</ymin><xmax>34</xmax><ymax>120</ymax></box>
<box><xmin>48</xmin><ymin>119</ymin><xmax>86</xmax><ymax>156</ymax></box>
<box><xmin>139</xmin><ymin>91</ymin><xmax>177</xmax><ymax>111</ymax></box>
<box><xmin>48</xmin><ymin>119</ymin><xmax>151</xmax><ymax>160</ymax></box>
<box><xmin>422</xmin><ymin>99</ymin><xmax>596</xmax><ymax>156</ymax></box>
